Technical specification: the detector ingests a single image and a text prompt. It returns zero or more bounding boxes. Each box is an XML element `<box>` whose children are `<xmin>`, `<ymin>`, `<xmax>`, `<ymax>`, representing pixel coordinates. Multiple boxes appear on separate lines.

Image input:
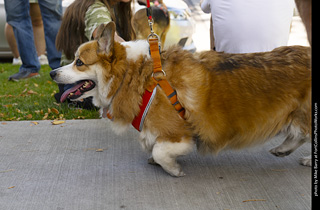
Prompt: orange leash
<box><xmin>146</xmin><ymin>0</ymin><xmax>185</xmax><ymax>119</ymax></box>
<box><xmin>148</xmin><ymin>37</ymin><xmax>185</xmax><ymax>119</ymax></box>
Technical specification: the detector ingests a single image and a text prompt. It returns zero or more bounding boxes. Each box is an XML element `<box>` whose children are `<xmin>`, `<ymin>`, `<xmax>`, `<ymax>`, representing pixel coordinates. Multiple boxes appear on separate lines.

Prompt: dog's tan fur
<box><xmin>51</xmin><ymin>22</ymin><xmax>311</xmax><ymax>176</ymax></box>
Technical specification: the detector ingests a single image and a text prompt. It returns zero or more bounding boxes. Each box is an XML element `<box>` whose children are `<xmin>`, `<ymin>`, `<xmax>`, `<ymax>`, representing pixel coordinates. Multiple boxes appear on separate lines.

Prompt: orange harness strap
<box><xmin>148</xmin><ymin>38</ymin><xmax>185</xmax><ymax>119</ymax></box>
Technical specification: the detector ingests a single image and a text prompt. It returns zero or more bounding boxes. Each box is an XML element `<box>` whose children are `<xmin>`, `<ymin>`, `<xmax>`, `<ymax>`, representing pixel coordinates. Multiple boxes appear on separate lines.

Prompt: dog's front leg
<box><xmin>152</xmin><ymin>137</ymin><xmax>194</xmax><ymax>177</ymax></box>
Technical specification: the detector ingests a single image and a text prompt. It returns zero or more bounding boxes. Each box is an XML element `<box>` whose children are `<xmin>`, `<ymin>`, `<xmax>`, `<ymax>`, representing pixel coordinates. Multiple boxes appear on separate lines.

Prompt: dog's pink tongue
<box><xmin>60</xmin><ymin>81</ymin><xmax>86</xmax><ymax>103</ymax></box>
<box><xmin>74</xmin><ymin>89</ymin><xmax>82</xmax><ymax>96</ymax></box>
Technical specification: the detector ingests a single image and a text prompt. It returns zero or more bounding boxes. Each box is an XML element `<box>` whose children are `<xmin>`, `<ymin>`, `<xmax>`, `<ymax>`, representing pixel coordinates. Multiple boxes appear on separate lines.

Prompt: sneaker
<box><xmin>38</xmin><ymin>54</ymin><xmax>49</xmax><ymax>65</ymax></box>
<box><xmin>12</xmin><ymin>57</ymin><xmax>22</xmax><ymax>65</ymax></box>
<box><xmin>8</xmin><ymin>71</ymin><xmax>40</xmax><ymax>81</ymax></box>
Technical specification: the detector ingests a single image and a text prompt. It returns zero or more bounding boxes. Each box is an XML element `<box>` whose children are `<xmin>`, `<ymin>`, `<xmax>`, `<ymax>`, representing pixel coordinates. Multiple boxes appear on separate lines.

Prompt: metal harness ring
<box><xmin>152</xmin><ymin>70</ymin><xmax>166</xmax><ymax>81</ymax></box>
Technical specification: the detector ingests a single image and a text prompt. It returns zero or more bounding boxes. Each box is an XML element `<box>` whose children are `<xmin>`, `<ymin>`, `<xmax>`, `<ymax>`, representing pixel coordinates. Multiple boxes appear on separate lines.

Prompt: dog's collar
<box><xmin>102</xmin><ymin>87</ymin><xmax>157</xmax><ymax>132</ymax></box>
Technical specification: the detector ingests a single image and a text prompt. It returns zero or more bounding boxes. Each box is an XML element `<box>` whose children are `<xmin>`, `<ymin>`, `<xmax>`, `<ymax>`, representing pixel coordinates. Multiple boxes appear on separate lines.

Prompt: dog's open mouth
<box><xmin>60</xmin><ymin>80</ymin><xmax>96</xmax><ymax>103</ymax></box>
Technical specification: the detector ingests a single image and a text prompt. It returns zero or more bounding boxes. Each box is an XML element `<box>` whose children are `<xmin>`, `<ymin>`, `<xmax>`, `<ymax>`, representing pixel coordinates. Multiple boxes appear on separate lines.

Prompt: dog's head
<box><xmin>50</xmin><ymin>22</ymin><xmax>123</xmax><ymax>106</ymax></box>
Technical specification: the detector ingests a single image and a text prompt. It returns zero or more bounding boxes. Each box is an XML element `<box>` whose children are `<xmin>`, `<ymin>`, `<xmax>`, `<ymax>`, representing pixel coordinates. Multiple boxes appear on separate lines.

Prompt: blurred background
<box><xmin>0</xmin><ymin>0</ymin><xmax>309</xmax><ymax>61</ymax></box>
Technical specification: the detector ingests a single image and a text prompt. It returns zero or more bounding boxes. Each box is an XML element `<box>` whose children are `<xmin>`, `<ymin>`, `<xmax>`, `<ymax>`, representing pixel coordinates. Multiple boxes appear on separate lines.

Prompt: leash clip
<box><xmin>147</xmin><ymin>20</ymin><xmax>160</xmax><ymax>39</ymax></box>
<box><xmin>147</xmin><ymin>23</ymin><xmax>161</xmax><ymax>55</ymax></box>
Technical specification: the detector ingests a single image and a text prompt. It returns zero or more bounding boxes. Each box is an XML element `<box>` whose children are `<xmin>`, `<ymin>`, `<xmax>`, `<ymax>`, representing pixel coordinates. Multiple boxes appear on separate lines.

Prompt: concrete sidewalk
<box><xmin>0</xmin><ymin>120</ymin><xmax>311</xmax><ymax>210</ymax></box>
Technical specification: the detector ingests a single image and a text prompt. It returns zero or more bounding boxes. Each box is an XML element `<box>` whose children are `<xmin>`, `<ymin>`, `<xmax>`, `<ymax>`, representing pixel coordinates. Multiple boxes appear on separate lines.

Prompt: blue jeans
<box><xmin>4</xmin><ymin>0</ymin><xmax>62</xmax><ymax>72</ymax></box>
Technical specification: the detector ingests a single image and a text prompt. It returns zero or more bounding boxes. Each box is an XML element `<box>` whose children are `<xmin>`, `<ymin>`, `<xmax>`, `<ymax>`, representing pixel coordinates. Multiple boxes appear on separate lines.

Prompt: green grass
<box><xmin>0</xmin><ymin>63</ymin><xmax>100</xmax><ymax>121</ymax></box>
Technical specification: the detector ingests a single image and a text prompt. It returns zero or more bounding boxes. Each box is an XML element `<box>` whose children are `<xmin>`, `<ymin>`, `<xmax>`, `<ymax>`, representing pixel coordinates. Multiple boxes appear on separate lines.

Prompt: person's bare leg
<box><xmin>30</xmin><ymin>3</ymin><xmax>46</xmax><ymax>57</ymax></box>
<box><xmin>295</xmin><ymin>0</ymin><xmax>311</xmax><ymax>44</ymax></box>
<box><xmin>5</xmin><ymin>23</ymin><xmax>20</xmax><ymax>59</ymax></box>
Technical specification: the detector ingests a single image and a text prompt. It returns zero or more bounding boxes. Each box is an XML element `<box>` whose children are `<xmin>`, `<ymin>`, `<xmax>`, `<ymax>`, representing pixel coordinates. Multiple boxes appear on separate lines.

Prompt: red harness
<box><xmin>101</xmin><ymin>87</ymin><xmax>157</xmax><ymax>132</ymax></box>
<box><xmin>131</xmin><ymin>87</ymin><xmax>157</xmax><ymax>131</ymax></box>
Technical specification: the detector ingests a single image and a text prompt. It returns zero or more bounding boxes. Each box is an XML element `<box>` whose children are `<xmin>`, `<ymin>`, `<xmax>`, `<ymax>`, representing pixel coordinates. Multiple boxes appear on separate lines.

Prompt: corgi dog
<box><xmin>50</xmin><ymin>22</ymin><xmax>311</xmax><ymax>177</ymax></box>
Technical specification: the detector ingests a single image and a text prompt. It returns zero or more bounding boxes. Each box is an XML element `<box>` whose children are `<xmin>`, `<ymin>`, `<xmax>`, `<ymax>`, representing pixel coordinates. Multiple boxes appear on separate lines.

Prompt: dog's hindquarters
<box><xmin>168</xmin><ymin>46</ymin><xmax>312</xmax><ymax>158</ymax></box>
<box><xmin>270</xmin><ymin>91</ymin><xmax>311</xmax><ymax>166</ymax></box>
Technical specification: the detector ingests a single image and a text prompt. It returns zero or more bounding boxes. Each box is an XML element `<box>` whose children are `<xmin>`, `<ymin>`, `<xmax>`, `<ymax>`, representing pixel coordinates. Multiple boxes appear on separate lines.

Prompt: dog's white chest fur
<box><xmin>121</xmin><ymin>40</ymin><xmax>150</xmax><ymax>61</ymax></box>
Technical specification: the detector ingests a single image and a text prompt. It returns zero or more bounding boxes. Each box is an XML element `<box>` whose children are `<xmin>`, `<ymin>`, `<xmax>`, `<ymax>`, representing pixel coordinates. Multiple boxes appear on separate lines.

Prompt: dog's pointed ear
<box><xmin>95</xmin><ymin>22</ymin><xmax>116</xmax><ymax>56</ymax></box>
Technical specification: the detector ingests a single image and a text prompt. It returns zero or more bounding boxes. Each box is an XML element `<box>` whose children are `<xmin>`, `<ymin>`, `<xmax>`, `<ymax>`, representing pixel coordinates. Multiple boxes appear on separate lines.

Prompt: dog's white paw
<box><xmin>299</xmin><ymin>155</ymin><xmax>312</xmax><ymax>167</ymax></box>
<box><xmin>151</xmin><ymin>140</ymin><xmax>192</xmax><ymax>177</ymax></box>
<box><xmin>156</xmin><ymin>160</ymin><xmax>186</xmax><ymax>177</ymax></box>
<box><xmin>149</xmin><ymin>156</ymin><xmax>186</xmax><ymax>177</ymax></box>
<box><xmin>167</xmin><ymin>167</ymin><xmax>186</xmax><ymax>177</ymax></box>
<box><xmin>152</xmin><ymin>157</ymin><xmax>186</xmax><ymax>177</ymax></box>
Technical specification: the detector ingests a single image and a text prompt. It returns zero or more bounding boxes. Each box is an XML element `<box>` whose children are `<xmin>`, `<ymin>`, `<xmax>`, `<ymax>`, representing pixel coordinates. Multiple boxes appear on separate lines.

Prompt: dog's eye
<box><xmin>75</xmin><ymin>59</ymin><xmax>84</xmax><ymax>66</ymax></box>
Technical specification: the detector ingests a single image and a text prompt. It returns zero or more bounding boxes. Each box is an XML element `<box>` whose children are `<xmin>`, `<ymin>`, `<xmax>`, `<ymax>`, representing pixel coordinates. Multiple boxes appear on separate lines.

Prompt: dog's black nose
<box><xmin>50</xmin><ymin>70</ymin><xmax>57</xmax><ymax>79</ymax></box>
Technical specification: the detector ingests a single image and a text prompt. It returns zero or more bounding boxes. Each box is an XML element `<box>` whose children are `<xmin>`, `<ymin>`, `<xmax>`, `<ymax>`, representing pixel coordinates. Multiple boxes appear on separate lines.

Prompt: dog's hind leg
<box><xmin>270</xmin><ymin>134</ymin><xmax>309</xmax><ymax>157</ymax></box>
<box><xmin>152</xmin><ymin>137</ymin><xmax>193</xmax><ymax>177</ymax></box>
<box><xmin>270</xmin><ymin>124</ymin><xmax>310</xmax><ymax>158</ymax></box>
<box><xmin>270</xmin><ymin>101</ymin><xmax>311</xmax><ymax>166</ymax></box>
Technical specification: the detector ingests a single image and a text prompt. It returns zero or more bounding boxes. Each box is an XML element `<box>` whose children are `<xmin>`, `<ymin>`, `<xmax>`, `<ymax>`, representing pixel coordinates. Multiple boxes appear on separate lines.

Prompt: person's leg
<box><xmin>37</xmin><ymin>0</ymin><xmax>62</xmax><ymax>70</ymax></box>
<box><xmin>30</xmin><ymin>3</ymin><xmax>46</xmax><ymax>57</ymax></box>
<box><xmin>4</xmin><ymin>0</ymin><xmax>40</xmax><ymax>77</ymax></box>
<box><xmin>4</xmin><ymin>23</ymin><xmax>20</xmax><ymax>59</ymax></box>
